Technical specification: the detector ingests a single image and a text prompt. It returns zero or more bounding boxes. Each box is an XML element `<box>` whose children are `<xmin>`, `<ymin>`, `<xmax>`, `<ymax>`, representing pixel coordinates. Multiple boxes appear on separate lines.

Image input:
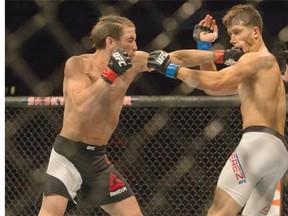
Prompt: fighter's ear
<box><xmin>252</xmin><ymin>26</ymin><xmax>260</xmax><ymax>39</ymax></box>
<box><xmin>105</xmin><ymin>36</ymin><xmax>114</xmax><ymax>48</ymax></box>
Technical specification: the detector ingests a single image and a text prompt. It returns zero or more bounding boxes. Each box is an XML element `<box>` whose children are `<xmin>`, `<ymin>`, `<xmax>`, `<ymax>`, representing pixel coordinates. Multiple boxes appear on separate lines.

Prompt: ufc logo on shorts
<box><xmin>156</xmin><ymin>51</ymin><xmax>168</xmax><ymax>64</ymax></box>
<box><xmin>113</xmin><ymin>52</ymin><xmax>127</xmax><ymax>67</ymax></box>
<box><xmin>86</xmin><ymin>146</ymin><xmax>95</xmax><ymax>151</ymax></box>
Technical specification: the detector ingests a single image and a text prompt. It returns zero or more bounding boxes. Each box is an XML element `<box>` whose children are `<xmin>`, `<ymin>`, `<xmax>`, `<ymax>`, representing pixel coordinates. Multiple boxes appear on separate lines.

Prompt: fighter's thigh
<box><xmin>243</xmin><ymin>162</ymin><xmax>288</xmax><ymax>215</ymax></box>
<box><xmin>217</xmin><ymin>150</ymin><xmax>255</xmax><ymax>207</ymax></box>
<box><xmin>100</xmin><ymin>196</ymin><xmax>142</xmax><ymax>216</ymax></box>
<box><xmin>242</xmin><ymin>180</ymin><xmax>277</xmax><ymax>215</ymax></box>
<box><xmin>38</xmin><ymin>194</ymin><xmax>68</xmax><ymax>216</ymax></box>
<box><xmin>82</xmin><ymin>166</ymin><xmax>134</xmax><ymax>205</ymax></box>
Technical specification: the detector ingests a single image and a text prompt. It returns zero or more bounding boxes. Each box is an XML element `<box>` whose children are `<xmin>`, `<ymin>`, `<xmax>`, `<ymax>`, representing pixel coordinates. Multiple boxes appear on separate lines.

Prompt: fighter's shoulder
<box><xmin>239</xmin><ymin>51</ymin><xmax>275</xmax><ymax>67</ymax></box>
<box><xmin>66</xmin><ymin>54</ymin><xmax>93</xmax><ymax>68</ymax></box>
<box><xmin>64</xmin><ymin>54</ymin><xmax>92</xmax><ymax>75</ymax></box>
<box><xmin>66</xmin><ymin>54</ymin><xmax>92</xmax><ymax>65</ymax></box>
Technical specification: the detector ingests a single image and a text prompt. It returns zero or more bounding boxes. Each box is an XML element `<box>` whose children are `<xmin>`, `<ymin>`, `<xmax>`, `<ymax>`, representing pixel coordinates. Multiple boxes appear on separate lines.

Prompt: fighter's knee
<box><xmin>38</xmin><ymin>195</ymin><xmax>68</xmax><ymax>216</ymax></box>
<box><xmin>207</xmin><ymin>204</ymin><xmax>217</xmax><ymax>216</ymax></box>
<box><xmin>38</xmin><ymin>206</ymin><xmax>66</xmax><ymax>216</ymax></box>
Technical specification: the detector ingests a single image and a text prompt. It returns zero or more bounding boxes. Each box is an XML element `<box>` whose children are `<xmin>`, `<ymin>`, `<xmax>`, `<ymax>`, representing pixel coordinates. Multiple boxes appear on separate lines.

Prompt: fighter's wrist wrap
<box><xmin>165</xmin><ymin>63</ymin><xmax>180</xmax><ymax>79</ymax></box>
<box><xmin>214</xmin><ymin>50</ymin><xmax>224</xmax><ymax>64</ymax></box>
<box><xmin>101</xmin><ymin>67</ymin><xmax>118</xmax><ymax>84</ymax></box>
<box><xmin>197</xmin><ymin>41</ymin><xmax>212</xmax><ymax>50</ymax></box>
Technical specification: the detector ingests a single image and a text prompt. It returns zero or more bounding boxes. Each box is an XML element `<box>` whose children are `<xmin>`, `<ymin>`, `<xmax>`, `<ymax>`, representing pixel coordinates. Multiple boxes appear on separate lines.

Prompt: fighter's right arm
<box><xmin>63</xmin><ymin>55</ymin><xmax>110</xmax><ymax>114</ymax></box>
<box><xmin>169</xmin><ymin>49</ymin><xmax>214</xmax><ymax>67</ymax></box>
<box><xmin>147</xmin><ymin>50</ymin><xmax>256</xmax><ymax>95</ymax></box>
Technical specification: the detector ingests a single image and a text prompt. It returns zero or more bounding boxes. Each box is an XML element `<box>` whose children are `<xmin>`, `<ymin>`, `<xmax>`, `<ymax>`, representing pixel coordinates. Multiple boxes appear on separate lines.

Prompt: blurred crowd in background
<box><xmin>5</xmin><ymin>0</ymin><xmax>288</xmax><ymax>97</ymax></box>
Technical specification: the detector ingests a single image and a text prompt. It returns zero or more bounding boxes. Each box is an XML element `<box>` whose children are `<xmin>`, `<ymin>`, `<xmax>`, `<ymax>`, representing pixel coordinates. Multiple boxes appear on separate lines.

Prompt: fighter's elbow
<box><xmin>204</xmin><ymin>83</ymin><xmax>238</xmax><ymax>95</ymax></box>
<box><xmin>208</xmin><ymin>82</ymin><xmax>223</xmax><ymax>92</ymax></box>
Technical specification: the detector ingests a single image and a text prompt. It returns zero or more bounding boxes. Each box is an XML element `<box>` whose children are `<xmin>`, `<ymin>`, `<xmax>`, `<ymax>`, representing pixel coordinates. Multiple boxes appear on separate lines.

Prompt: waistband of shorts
<box><xmin>54</xmin><ymin>135</ymin><xmax>107</xmax><ymax>154</ymax></box>
<box><xmin>243</xmin><ymin>126</ymin><xmax>288</xmax><ymax>150</ymax></box>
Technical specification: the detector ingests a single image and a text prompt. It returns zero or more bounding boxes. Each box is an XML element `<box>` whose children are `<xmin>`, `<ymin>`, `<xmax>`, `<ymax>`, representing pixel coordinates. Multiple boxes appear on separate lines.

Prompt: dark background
<box><xmin>5</xmin><ymin>0</ymin><xmax>288</xmax><ymax>97</ymax></box>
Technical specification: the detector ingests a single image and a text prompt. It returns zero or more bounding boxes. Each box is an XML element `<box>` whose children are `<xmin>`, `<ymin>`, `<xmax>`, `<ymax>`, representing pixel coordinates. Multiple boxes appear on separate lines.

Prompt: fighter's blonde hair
<box><xmin>222</xmin><ymin>4</ymin><xmax>263</xmax><ymax>33</ymax></box>
<box><xmin>91</xmin><ymin>15</ymin><xmax>135</xmax><ymax>49</ymax></box>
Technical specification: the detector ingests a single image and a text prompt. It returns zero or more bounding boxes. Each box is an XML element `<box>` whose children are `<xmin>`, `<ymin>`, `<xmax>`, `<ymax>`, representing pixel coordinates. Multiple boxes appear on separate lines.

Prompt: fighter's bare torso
<box><xmin>60</xmin><ymin>51</ymin><xmax>149</xmax><ymax>145</ymax></box>
<box><xmin>236</xmin><ymin>50</ymin><xmax>286</xmax><ymax>135</ymax></box>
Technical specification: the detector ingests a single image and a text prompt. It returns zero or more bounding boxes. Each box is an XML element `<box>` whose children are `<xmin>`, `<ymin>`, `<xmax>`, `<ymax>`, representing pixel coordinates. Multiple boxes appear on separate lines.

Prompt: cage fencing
<box><xmin>5</xmin><ymin>96</ymin><xmax>288</xmax><ymax>216</ymax></box>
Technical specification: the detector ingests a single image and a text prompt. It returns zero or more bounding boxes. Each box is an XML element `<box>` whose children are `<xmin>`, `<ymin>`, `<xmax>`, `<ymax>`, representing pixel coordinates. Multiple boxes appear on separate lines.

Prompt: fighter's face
<box><xmin>116</xmin><ymin>26</ymin><xmax>137</xmax><ymax>59</ymax></box>
<box><xmin>227</xmin><ymin>24</ymin><xmax>257</xmax><ymax>53</ymax></box>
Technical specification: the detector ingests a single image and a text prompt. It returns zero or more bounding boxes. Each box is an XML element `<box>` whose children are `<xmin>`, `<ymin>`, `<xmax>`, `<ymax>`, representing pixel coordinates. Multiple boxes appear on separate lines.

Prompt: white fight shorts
<box><xmin>217</xmin><ymin>126</ymin><xmax>288</xmax><ymax>215</ymax></box>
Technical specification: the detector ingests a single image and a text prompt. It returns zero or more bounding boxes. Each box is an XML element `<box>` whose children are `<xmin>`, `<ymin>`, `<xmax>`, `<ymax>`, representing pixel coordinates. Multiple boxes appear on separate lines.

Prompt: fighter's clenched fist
<box><xmin>147</xmin><ymin>50</ymin><xmax>180</xmax><ymax>79</ymax></box>
<box><xmin>101</xmin><ymin>48</ymin><xmax>132</xmax><ymax>83</ymax></box>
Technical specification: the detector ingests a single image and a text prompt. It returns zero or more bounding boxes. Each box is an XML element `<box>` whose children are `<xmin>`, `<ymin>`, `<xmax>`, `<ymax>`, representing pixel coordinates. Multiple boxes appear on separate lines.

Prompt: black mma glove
<box><xmin>147</xmin><ymin>50</ymin><xmax>180</xmax><ymax>79</ymax></box>
<box><xmin>214</xmin><ymin>47</ymin><xmax>243</xmax><ymax>66</ymax></box>
<box><xmin>101</xmin><ymin>48</ymin><xmax>132</xmax><ymax>84</ymax></box>
<box><xmin>193</xmin><ymin>24</ymin><xmax>218</xmax><ymax>50</ymax></box>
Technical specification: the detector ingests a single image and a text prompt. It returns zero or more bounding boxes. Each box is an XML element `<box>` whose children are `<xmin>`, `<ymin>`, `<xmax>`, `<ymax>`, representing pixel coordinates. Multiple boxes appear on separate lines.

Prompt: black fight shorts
<box><xmin>41</xmin><ymin>135</ymin><xmax>134</xmax><ymax>207</ymax></box>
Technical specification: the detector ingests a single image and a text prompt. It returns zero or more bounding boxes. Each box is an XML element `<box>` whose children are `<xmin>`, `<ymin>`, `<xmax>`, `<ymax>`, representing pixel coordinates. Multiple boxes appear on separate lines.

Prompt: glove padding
<box><xmin>193</xmin><ymin>24</ymin><xmax>213</xmax><ymax>41</ymax></box>
<box><xmin>214</xmin><ymin>47</ymin><xmax>243</xmax><ymax>66</ymax></box>
<box><xmin>147</xmin><ymin>50</ymin><xmax>180</xmax><ymax>79</ymax></box>
<box><xmin>101</xmin><ymin>48</ymin><xmax>132</xmax><ymax>83</ymax></box>
<box><xmin>194</xmin><ymin>24</ymin><xmax>218</xmax><ymax>50</ymax></box>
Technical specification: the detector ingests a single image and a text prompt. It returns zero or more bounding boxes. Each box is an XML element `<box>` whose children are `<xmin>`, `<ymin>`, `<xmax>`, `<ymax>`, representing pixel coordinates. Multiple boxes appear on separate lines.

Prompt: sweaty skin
<box><xmin>173</xmin><ymin>20</ymin><xmax>287</xmax><ymax>216</ymax></box>
<box><xmin>176</xmin><ymin>27</ymin><xmax>286</xmax><ymax>135</ymax></box>
<box><xmin>147</xmin><ymin>9</ymin><xmax>287</xmax><ymax>215</ymax></box>
<box><xmin>60</xmin><ymin>49</ymin><xmax>149</xmax><ymax>146</ymax></box>
<box><xmin>38</xmin><ymin>18</ymin><xmax>149</xmax><ymax>216</ymax></box>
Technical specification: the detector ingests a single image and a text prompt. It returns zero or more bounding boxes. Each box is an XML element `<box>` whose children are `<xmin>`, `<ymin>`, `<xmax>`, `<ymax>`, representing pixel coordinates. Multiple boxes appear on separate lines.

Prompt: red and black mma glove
<box><xmin>193</xmin><ymin>24</ymin><xmax>215</xmax><ymax>51</ymax></box>
<box><xmin>101</xmin><ymin>48</ymin><xmax>132</xmax><ymax>84</ymax></box>
<box><xmin>147</xmin><ymin>50</ymin><xmax>180</xmax><ymax>79</ymax></box>
<box><xmin>214</xmin><ymin>47</ymin><xmax>243</xmax><ymax>66</ymax></box>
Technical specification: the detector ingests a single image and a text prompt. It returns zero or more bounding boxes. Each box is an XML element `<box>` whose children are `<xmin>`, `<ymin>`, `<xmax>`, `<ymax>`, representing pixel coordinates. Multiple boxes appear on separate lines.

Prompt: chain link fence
<box><xmin>5</xmin><ymin>96</ymin><xmax>288</xmax><ymax>216</ymax></box>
